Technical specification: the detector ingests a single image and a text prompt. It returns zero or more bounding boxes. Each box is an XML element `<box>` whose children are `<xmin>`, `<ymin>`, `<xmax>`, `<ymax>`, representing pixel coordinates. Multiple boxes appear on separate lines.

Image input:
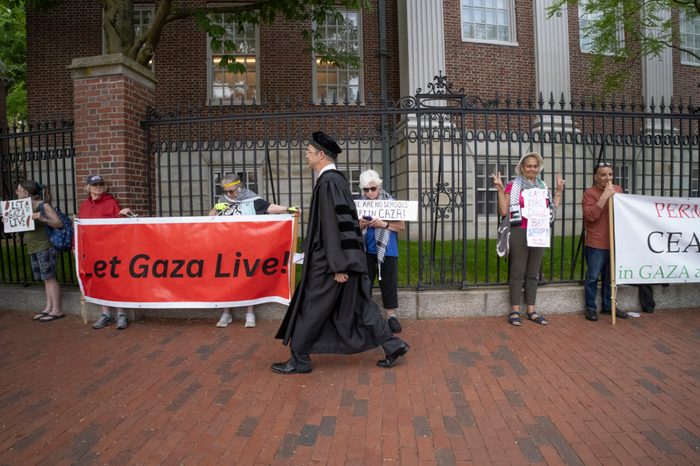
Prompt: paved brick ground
<box><xmin>1</xmin><ymin>309</ymin><xmax>699</xmax><ymax>465</ymax></box>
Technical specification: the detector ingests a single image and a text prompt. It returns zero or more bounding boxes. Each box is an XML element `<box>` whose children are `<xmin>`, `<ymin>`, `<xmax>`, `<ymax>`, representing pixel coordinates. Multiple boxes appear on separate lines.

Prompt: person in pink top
<box><xmin>582</xmin><ymin>163</ymin><xmax>627</xmax><ymax>321</ymax></box>
<box><xmin>492</xmin><ymin>152</ymin><xmax>565</xmax><ymax>326</ymax></box>
<box><xmin>77</xmin><ymin>175</ymin><xmax>133</xmax><ymax>330</ymax></box>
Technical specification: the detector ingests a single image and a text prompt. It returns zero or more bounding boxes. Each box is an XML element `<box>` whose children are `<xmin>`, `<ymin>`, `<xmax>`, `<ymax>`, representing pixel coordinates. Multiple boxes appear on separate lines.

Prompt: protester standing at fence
<box><xmin>582</xmin><ymin>163</ymin><xmax>628</xmax><ymax>321</ymax></box>
<box><xmin>491</xmin><ymin>152</ymin><xmax>565</xmax><ymax>326</ymax></box>
<box><xmin>209</xmin><ymin>173</ymin><xmax>292</xmax><ymax>328</ymax></box>
<box><xmin>78</xmin><ymin>175</ymin><xmax>134</xmax><ymax>330</ymax></box>
<box><xmin>358</xmin><ymin>169</ymin><xmax>405</xmax><ymax>334</ymax></box>
<box><xmin>273</xmin><ymin>132</ymin><xmax>409</xmax><ymax>374</ymax></box>
<box><xmin>13</xmin><ymin>181</ymin><xmax>65</xmax><ymax>322</ymax></box>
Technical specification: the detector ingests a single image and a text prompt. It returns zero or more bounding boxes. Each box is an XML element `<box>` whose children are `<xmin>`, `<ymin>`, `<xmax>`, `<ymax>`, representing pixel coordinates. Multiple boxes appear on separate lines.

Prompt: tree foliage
<box><xmin>548</xmin><ymin>0</ymin><xmax>700</xmax><ymax>91</ymax></box>
<box><xmin>0</xmin><ymin>1</ymin><xmax>27</xmax><ymax>122</ymax></box>
<box><xmin>93</xmin><ymin>0</ymin><xmax>369</xmax><ymax>72</ymax></box>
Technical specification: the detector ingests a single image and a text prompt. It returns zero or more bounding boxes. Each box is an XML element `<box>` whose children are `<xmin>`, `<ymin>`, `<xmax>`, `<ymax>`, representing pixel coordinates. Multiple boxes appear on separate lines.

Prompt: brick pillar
<box><xmin>69</xmin><ymin>53</ymin><xmax>156</xmax><ymax>216</ymax></box>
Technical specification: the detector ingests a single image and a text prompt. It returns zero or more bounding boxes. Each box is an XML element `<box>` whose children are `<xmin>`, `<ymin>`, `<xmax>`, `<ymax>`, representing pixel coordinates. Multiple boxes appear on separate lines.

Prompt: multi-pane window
<box><xmin>208</xmin><ymin>16</ymin><xmax>258</xmax><ymax>103</ymax></box>
<box><xmin>578</xmin><ymin>0</ymin><xmax>624</xmax><ymax>54</ymax></box>
<box><xmin>615</xmin><ymin>164</ymin><xmax>631</xmax><ymax>192</ymax></box>
<box><xmin>691</xmin><ymin>165</ymin><xmax>699</xmax><ymax>197</ymax></box>
<box><xmin>313</xmin><ymin>10</ymin><xmax>363</xmax><ymax>104</ymax></box>
<box><xmin>460</xmin><ymin>0</ymin><xmax>516</xmax><ymax>44</ymax></box>
<box><xmin>475</xmin><ymin>161</ymin><xmax>513</xmax><ymax>216</ymax></box>
<box><xmin>680</xmin><ymin>11</ymin><xmax>700</xmax><ymax>65</ymax></box>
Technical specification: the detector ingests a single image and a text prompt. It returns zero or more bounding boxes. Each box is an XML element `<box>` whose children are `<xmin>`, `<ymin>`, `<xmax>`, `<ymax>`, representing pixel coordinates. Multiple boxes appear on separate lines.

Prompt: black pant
<box><xmin>365</xmin><ymin>253</ymin><xmax>399</xmax><ymax>310</ymax></box>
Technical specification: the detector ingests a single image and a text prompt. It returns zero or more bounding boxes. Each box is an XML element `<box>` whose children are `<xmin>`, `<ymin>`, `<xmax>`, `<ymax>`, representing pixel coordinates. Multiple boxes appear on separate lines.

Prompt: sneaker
<box><xmin>216</xmin><ymin>313</ymin><xmax>233</xmax><ymax>328</ymax></box>
<box><xmin>92</xmin><ymin>314</ymin><xmax>114</xmax><ymax>329</ymax></box>
<box><xmin>116</xmin><ymin>314</ymin><xmax>128</xmax><ymax>330</ymax></box>
<box><xmin>387</xmin><ymin>316</ymin><xmax>402</xmax><ymax>333</ymax></box>
<box><xmin>245</xmin><ymin>313</ymin><xmax>256</xmax><ymax>328</ymax></box>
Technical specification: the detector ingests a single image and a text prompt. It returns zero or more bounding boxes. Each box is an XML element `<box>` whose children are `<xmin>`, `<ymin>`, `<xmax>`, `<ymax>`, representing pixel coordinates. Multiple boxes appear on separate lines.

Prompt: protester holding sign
<box><xmin>273</xmin><ymin>132</ymin><xmax>409</xmax><ymax>374</ymax></box>
<box><xmin>78</xmin><ymin>175</ymin><xmax>134</xmax><ymax>330</ymax></box>
<box><xmin>14</xmin><ymin>181</ymin><xmax>65</xmax><ymax>322</ymax></box>
<box><xmin>492</xmin><ymin>152</ymin><xmax>565</xmax><ymax>326</ymax></box>
<box><xmin>209</xmin><ymin>173</ymin><xmax>291</xmax><ymax>328</ymax></box>
<box><xmin>582</xmin><ymin>163</ymin><xmax>627</xmax><ymax>321</ymax></box>
<box><xmin>358</xmin><ymin>169</ymin><xmax>405</xmax><ymax>333</ymax></box>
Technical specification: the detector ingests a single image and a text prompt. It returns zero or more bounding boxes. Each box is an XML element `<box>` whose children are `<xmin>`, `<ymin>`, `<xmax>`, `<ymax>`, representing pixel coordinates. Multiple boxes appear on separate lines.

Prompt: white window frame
<box><xmin>578</xmin><ymin>0</ymin><xmax>624</xmax><ymax>55</ymax></box>
<box><xmin>206</xmin><ymin>13</ymin><xmax>260</xmax><ymax>105</ymax></box>
<box><xmin>312</xmin><ymin>10</ymin><xmax>364</xmax><ymax>104</ymax></box>
<box><xmin>680</xmin><ymin>11</ymin><xmax>700</xmax><ymax>66</ymax></box>
<box><xmin>474</xmin><ymin>160</ymin><xmax>514</xmax><ymax>217</ymax></box>
<box><xmin>459</xmin><ymin>0</ymin><xmax>518</xmax><ymax>46</ymax></box>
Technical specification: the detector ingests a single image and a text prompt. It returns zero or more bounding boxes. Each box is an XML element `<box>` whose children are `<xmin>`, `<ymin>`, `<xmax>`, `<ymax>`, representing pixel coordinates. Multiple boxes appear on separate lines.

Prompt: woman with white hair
<box><xmin>358</xmin><ymin>169</ymin><xmax>405</xmax><ymax>333</ymax></box>
<box><xmin>491</xmin><ymin>152</ymin><xmax>565</xmax><ymax>326</ymax></box>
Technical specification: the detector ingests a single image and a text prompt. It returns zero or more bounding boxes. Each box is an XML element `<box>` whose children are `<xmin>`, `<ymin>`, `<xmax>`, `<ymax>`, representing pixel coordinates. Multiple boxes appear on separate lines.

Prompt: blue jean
<box><xmin>584</xmin><ymin>247</ymin><xmax>611</xmax><ymax>312</ymax></box>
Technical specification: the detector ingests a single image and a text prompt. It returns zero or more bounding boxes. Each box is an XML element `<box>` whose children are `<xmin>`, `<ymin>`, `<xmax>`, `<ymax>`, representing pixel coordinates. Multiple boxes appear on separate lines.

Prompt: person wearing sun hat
<box><xmin>273</xmin><ymin>132</ymin><xmax>409</xmax><ymax>374</ymax></box>
<box><xmin>78</xmin><ymin>174</ymin><xmax>133</xmax><ymax>329</ymax></box>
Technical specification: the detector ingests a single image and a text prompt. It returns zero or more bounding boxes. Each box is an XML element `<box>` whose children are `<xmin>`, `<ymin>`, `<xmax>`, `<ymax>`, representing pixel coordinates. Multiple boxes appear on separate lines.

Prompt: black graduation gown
<box><xmin>275</xmin><ymin>170</ymin><xmax>393</xmax><ymax>354</ymax></box>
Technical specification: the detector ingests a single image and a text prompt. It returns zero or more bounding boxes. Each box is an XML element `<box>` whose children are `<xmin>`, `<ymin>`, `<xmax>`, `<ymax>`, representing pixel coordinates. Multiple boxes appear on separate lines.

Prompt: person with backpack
<box><xmin>14</xmin><ymin>180</ymin><xmax>65</xmax><ymax>322</ymax></box>
<box><xmin>78</xmin><ymin>175</ymin><xmax>133</xmax><ymax>330</ymax></box>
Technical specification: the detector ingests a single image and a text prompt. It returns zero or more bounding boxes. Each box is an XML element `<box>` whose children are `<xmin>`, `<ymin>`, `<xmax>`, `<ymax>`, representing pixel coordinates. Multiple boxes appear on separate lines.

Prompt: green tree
<box><xmin>0</xmin><ymin>1</ymin><xmax>27</xmax><ymax>124</ymax></box>
<box><xmin>548</xmin><ymin>0</ymin><xmax>700</xmax><ymax>91</ymax></box>
<box><xmin>30</xmin><ymin>0</ymin><xmax>369</xmax><ymax>72</ymax></box>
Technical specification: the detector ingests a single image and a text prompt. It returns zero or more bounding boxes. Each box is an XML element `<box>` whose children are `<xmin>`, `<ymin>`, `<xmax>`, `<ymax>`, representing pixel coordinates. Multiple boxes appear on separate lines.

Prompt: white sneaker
<box><xmin>216</xmin><ymin>313</ymin><xmax>233</xmax><ymax>328</ymax></box>
<box><xmin>245</xmin><ymin>313</ymin><xmax>256</xmax><ymax>328</ymax></box>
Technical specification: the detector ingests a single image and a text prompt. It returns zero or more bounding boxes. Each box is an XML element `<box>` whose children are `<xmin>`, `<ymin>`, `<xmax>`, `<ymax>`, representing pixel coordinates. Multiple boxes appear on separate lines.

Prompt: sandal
<box><xmin>527</xmin><ymin>311</ymin><xmax>549</xmax><ymax>325</ymax></box>
<box><xmin>32</xmin><ymin>311</ymin><xmax>50</xmax><ymax>321</ymax></box>
<box><xmin>508</xmin><ymin>311</ymin><xmax>522</xmax><ymax>326</ymax></box>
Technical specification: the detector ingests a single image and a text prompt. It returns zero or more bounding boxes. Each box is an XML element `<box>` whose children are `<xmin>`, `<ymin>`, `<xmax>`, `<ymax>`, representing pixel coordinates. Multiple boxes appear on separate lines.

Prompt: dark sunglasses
<box><xmin>90</xmin><ymin>182</ymin><xmax>105</xmax><ymax>187</ymax></box>
<box><xmin>225</xmin><ymin>189</ymin><xmax>238</xmax><ymax>195</ymax></box>
<box><xmin>362</xmin><ymin>187</ymin><xmax>378</xmax><ymax>193</ymax></box>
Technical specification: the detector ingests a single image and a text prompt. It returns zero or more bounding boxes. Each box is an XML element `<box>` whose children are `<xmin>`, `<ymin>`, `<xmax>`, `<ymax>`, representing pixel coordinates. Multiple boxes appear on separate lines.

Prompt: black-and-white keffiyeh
<box><xmin>217</xmin><ymin>187</ymin><xmax>261</xmax><ymax>216</ymax></box>
<box><xmin>508</xmin><ymin>176</ymin><xmax>556</xmax><ymax>225</ymax></box>
<box><xmin>362</xmin><ymin>189</ymin><xmax>393</xmax><ymax>278</ymax></box>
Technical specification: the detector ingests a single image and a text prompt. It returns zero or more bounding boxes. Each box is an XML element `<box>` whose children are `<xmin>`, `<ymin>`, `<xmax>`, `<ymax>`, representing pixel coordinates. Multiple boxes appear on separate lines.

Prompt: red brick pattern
<box><xmin>72</xmin><ymin>73</ymin><xmax>155</xmax><ymax>214</ymax></box>
<box><xmin>1</xmin><ymin>309</ymin><xmax>698</xmax><ymax>464</ymax></box>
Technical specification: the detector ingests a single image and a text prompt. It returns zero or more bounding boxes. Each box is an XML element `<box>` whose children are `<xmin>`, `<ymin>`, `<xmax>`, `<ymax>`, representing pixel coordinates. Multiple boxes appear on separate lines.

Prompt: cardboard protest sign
<box><xmin>75</xmin><ymin>215</ymin><xmax>296</xmax><ymax>308</ymax></box>
<box><xmin>1</xmin><ymin>198</ymin><xmax>35</xmax><ymax>233</ymax></box>
<box><xmin>354</xmin><ymin>199</ymin><xmax>418</xmax><ymax>221</ymax></box>
<box><xmin>521</xmin><ymin>188</ymin><xmax>550</xmax><ymax>248</ymax></box>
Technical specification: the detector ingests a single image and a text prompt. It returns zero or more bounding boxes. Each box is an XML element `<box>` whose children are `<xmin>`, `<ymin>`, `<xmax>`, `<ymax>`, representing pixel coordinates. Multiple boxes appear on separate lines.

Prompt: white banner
<box><xmin>354</xmin><ymin>200</ymin><xmax>418</xmax><ymax>221</ymax></box>
<box><xmin>613</xmin><ymin>194</ymin><xmax>700</xmax><ymax>284</ymax></box>
<box><xmin>1</xmin><ymin>198</ymin><xmax>35</xmax><ymax>233</ymax></box>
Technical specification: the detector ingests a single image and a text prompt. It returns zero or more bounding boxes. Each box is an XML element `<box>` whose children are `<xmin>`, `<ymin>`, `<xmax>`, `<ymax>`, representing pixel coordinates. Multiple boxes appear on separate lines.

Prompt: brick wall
<box><xmin>27</xmin><ymin>0</ymin><xmax>401</xmax><ymax>121</ymax></box>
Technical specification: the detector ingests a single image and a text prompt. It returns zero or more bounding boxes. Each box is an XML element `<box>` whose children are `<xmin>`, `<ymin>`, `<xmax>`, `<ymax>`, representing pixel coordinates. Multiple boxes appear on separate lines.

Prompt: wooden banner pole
<box><xmin>608</xmin><ymin>182</ymin><xmax>616</xmax><ymax>326</ymax></box>
<box><xmin>289</xmin><ymin>212</ymin><xmax>300</xmax><ymax>295</ymax></box>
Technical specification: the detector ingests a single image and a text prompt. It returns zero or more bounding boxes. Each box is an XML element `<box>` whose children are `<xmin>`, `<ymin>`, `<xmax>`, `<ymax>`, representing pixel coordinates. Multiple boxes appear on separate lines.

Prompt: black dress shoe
<box><xmin>387</xmin><ymin>316</ymin><xmax>402</xmax><ymax>333</ymax></box>
<box><xmin>271</xmin><ymin>360</ymin><xmax>312</xmax><ymax>374</ymax></box>
<box><xmin>600</xmin><ymin>309</ymin><xmax>628</xmax><ymax>319</ymax></box>
<box><xmin>585</xmin><ymin>310</ymin><xmax>598</xmax><ymax>321</ymax></box>
<box><xmin>377</xmin><ymin>342</ymin><xmax>410</xmax><ymax>368</ymax></box>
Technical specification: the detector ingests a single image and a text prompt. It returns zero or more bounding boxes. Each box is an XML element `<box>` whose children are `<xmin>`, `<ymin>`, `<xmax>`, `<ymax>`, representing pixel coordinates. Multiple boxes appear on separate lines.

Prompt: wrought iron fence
<box><xmin>143</xmin><ymin>76</ymin><xmax>699</xmax><ymax>289</ymax></box>
<box><xmin>0</xmin><ymin>121</ymin><xmax>77</xmax><ymax>285</ymax></box>
<box><xmin>2</xmin><ymin>76</ymin><xmax>698</xmax><ymax>289</ymax></box>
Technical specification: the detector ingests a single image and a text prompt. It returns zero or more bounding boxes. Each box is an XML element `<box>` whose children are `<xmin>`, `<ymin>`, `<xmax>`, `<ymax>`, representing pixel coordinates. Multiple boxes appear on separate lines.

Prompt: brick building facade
<box><xmin>26</xmin><ymin>1</ymin><xmax>699</xmax><ymax>121</ymax></box>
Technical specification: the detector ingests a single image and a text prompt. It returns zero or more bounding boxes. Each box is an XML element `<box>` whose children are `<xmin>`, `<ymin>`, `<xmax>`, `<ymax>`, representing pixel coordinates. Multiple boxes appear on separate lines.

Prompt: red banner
<box><xmin>75</xmin><ymin>216</ymin><xmax>296</xmax><ymax>308</ymax></box>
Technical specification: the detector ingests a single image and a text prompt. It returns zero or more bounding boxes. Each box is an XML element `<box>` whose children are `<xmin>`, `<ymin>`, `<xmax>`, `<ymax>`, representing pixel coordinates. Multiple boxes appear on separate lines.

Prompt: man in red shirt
<box><xmin>582</xmin><ymin>163</ymin><xmax>628</xmax><ymax>321</ymax></box>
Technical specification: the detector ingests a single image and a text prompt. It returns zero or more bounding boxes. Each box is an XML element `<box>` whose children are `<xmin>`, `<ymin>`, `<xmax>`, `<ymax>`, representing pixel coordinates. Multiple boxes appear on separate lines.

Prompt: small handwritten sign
<box><xmin>354</xmin><ymin>200</ymin><xmax>418</xmax><ymax>221</ymax></box>
<box><xmin>522</xmin><ymin>189</ymin><xmax>550</xmax><ymax>247</ymax></box>
<box><xmin>2</xmin><ymin>198</ymin><xmax>35</xmax><ymax>233</ymax></box>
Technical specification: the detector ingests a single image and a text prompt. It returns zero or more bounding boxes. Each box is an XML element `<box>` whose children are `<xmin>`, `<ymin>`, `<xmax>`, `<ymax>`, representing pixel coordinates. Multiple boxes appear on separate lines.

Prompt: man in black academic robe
<box><xmin>273</xmin><ymin>132</ymin><xmax>409</xmax><ymax>374</ymax></box>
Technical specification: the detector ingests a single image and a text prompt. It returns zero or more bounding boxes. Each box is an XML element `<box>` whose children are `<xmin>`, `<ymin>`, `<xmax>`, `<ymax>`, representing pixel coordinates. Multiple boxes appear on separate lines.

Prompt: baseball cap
<box><xmin>86</xmin><ymin>175</ymin><xmax>104</xmax><ymax>185</ymax></box>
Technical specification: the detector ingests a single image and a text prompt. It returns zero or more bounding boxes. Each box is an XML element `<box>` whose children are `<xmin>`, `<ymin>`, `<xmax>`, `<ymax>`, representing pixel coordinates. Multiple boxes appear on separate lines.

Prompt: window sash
<box><xmin>474</xmin><ymin>161</ymin><xmax>512</xmax><ymax>216</ymax></box>
<box><xmin>578</xmin><ymin>1</ymin><xmax>624</xmax><ymax>54</ymax></box>
<box><xmin>313</xmin><ymin>10</ymin><xmax>363</xmax><ymax>104</ymax></box>
<box><xmin>680</xmin><ymin>12</ymin><xmax>700</xmax><ymax>65</ymax></box>
<box><xmin>460</xmin><ymin>0</ymin><xmax>515</xmax><ymax>44</ymax></box>
<box><xmin>208</xmin><ymin>16</ymin><xmax>259</xmax><ymax>104</ymax></box>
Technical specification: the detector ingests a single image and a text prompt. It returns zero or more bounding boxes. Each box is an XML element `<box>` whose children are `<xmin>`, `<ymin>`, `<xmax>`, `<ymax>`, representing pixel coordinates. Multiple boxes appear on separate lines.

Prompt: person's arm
<box><xmin>552</xmin><ymin>173</ymin><xmax>566</xmax><ymax>208</ymax></box>
<box><xmin>35</xmin><ymin>203</ymin><xmax>63</xmax><ymax>229</ymax></box>
<box><xmin>369</xmin><ymin>218</ymin><xmax>404</xmax><ymax>232</ymax></box>
<box><xmin>491</xmin><ymin>172</ymin><xmax>508</xmax><ymax>217</ymax></box>
<box><xmin>265</xmin><ymin>203</ymin><xmax>299</xmax><ymax>214</ymax></box>
<box><xmin>582</xmin><ymin>189</ymin><xmax>604</xmax><ymax>222</ymax></box>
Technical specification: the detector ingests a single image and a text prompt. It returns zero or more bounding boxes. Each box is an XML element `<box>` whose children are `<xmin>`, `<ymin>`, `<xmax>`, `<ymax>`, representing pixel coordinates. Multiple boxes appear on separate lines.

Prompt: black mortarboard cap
<box><xmin>311</xmin><ymin>131</ymin><xmax>342</xmax><ymax>159</ymax></box>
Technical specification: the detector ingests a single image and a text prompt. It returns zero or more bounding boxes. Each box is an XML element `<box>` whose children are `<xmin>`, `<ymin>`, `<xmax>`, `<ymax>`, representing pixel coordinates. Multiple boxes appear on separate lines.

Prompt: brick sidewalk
<box><xmin>1</xmin><ymin>309</ymin><xmax>698</xmax><ymax>465</ymax></box>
